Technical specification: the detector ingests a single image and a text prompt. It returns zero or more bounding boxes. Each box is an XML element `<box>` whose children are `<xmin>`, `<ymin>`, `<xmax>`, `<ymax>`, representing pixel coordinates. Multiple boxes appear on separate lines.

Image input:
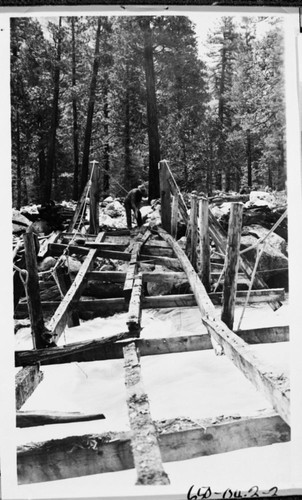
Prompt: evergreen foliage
<box><xmin>10</xmin><ymin>15</ymin><xmax>286</xmax><ymax>207</ymax></box>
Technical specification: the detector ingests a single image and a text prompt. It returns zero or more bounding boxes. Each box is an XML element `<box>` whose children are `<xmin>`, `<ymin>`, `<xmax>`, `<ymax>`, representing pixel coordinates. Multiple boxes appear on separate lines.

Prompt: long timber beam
<box><xmin>158</xmin><ymin>228</ymin><xmax>290</xmax><ymax>425</ymax></box>
<box><xmin>47</xmin><ymin>232</ymin><xmax>106</xmax><ymax>344</ymax></box>
<box><xmin>15</xmin><ymin>326</ymin><xmax>289</xmax><ymax>367</ymax></box>
<box><xmin>123</xmin><ymin>342</ymin><xmax>170</xmax><ymax>485</ymax></box>
<box><xmin>16</xmin><ymin>289</ymin><xmax>285</xmax><ymax>321</ymax></box>
<box><xmin>17</xmin><ymin>411</ymin><xmax>289</xmax><ymax>484</ymax></box>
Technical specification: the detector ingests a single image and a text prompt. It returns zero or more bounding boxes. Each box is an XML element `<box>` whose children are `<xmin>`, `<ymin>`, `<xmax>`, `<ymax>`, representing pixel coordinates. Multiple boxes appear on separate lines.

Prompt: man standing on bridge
<box><xmin>124</xmin><ymin>184</ymin><xmax>148</xmax><ymax>230</ymax></box>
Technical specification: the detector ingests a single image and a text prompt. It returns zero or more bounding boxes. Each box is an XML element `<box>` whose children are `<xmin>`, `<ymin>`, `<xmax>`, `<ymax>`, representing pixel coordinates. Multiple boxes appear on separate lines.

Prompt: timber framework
<box><xmin>14</xmin><ymin>160</ymin><xmax>290</xmax><ymax>486</ymax></box>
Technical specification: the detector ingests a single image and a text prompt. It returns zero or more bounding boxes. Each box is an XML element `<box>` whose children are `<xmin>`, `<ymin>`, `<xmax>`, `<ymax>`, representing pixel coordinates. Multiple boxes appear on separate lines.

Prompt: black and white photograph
<box><xmin>2</xmin><ymin>5</ymin><xmax>302</xmax><ymax>499</ymax></box>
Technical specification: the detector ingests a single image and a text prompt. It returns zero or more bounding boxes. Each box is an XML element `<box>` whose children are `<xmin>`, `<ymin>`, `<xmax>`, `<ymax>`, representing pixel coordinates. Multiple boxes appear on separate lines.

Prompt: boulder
<box><xmin>146</xmin><ymin>265</ymin><xmax>175</xmax><ymax>296</ymax></box>
<box><xmin>38</xmin><ymin>256</ymin><xmax>57</xmax><ymax>272</ymax></box>
<box><xmin>12</xmin><ymin>209</ymin><xmax>31</xmax><ymax>234</ymax></box>
<box><xmin>104</xmin><ymin>200</ymin><xmax>124</xmax><ymax>218</ymax></box>
<box><xmin>248</xmin><ymin>190</ymin><xmax>275</xmax><ymax>208</ymax></box>
<box><xmin>99</xmin><ymin>212</ymin><xmax>126</xmax><ymax>230</ymax></box>
<box><xmin>240</xmin><ymin>225</ymin><xmax>288</xmax><ymax>287</ymax></box>
<box><xmin>242</xmin><ymin>224</ymin><xmax>287</xmax><ymax>256</ymax></box>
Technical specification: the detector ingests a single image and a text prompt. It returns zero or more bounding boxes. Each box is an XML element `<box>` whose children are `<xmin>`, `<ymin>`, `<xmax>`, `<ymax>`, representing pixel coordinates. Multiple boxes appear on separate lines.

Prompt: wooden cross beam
<box><xmin>17</xmin><ymin>411</ymin><xmax>289</xmax><ymax>484</ymax></box>
<box><xmin>15</xmin><ymin>326</ymin><xmax>289</xmax><ymax>367</ymax></box>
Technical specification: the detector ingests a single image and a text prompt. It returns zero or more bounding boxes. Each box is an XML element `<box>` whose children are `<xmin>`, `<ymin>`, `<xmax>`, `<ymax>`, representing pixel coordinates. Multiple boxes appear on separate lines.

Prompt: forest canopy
<box><xmin>10</xmin><ymin>15</ymin><xmax>286</xmax><ymax>208</ymax></box>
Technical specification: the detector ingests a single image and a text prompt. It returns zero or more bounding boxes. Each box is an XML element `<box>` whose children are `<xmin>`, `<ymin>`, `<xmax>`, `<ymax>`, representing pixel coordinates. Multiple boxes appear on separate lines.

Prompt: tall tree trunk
<box><xmin>16</xmin><ymin>109</ymin><xmax>22</xmax><ymax>209</ymax></box>
<box><xmin>124</xmin><ymin>74</ymin><xmax>132</xmax><ymax>191</ymax></box>
<box><xmin>140</xmin><ymin>18</ymin><xmax>160</xmax><ymax>201</ymax></box>
<box><xmin>277</xmin><ymin>134</ymin><xmax>285</xmax><ymax>190</ymax></box>
<box><xmin>102</xmin><ymin>77</ymin><xmax>110</xmax><ymax>195</ymax></box>
<box><xmin>206</xmin><ymin>138</ymin><xmax>213</xmax><ymax>196</ymax></box>
<box><xmin>246</xmin><ymin>128</ymin><xmax>252</xmax><ymax>187</ymax></box>
<box><xmin>71</xmin><ymin>17</ymin><xmax>80</xmax><ymax>201</ymax></box>
<box><xmin>43</xmin><ymin>17</ymin><xmax>62</xmax><ymax>203</ymax></box>
<box><xmin>217</xmin><ymin>45</ymin><xmax>226</xmax><ymax>191</ymax></box>
<box><xmin>80</xmin><ymin>18</ymin><xmax>102</xmax><ymax>193</ymax></box>
<box><xmin>11</xmin><ymin>18</ymin><xmax>22</xmax><ymax>209</ymax></box>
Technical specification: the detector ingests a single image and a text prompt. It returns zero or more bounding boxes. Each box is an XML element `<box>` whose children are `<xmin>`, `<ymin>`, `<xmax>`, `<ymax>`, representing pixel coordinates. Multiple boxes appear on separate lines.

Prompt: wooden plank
<box><xmin>49</xmin><ymin>242</ymin><xmax>178</xmax><ymax>267</ymax></box>
<box><xmin>47</xmin><ymin>232</ymin><xmax>106</xmax><ymax>344</ymax></box>
<box><xmin>221</xmin><ymin>203</ymin><xmax>243</xmax><ymax>329</ymax></box>
<box><xmin>159</xmin><ymin>160</ymin><xmax>171</xmax><ymax>233</ymax></box>
<box><xmin>123</xmin><ymin>342</ymin><xmax>170</xmax><ymax>485</ymax></box>
<box><xmin>204</xmin><ymin>317</ymin><xmax>290</xmax><ymax>424</ymax></box>
<box><xmin>23</xmin><ymin>232</ymin><xmax>48</xmax><ymax>349</ymax></box>
<box><xmin>84</xmin><ymin>242</ymin><xmax>174</xmax><ymax>258</ymax></box>
<box><xmin>139</xmin><ymin>254</ymin><xmax>181</xmax><ymax>270</ymax></box>
<box><xmin>199</xmin><ymin>196</ymin><xmax>211</xmax><ymax>292</ymax></box>
<box><xmin>124</xmin><ymin>229</ymin><xmax>151</xmax><ymax>301</ymax></box>
<box><xmin>15</xmin><ymin>326</ymin><xmax>289</xmax><ymax>367</ymax></box>
<box><xmin>86</xmin><ymin>271</ymin><xmax>188</xmax><ymax>284</ymax></box>
<box><xmin>49</xmin><ymin>242</ymin><xmax>131</xmax><ymax>261</ymax></box>
<box><xmin>37</xmin><ymin>231</ymin><xmax>60</xmax><ymax>258</ymax></box>
<box><xmin>158</xmin><ymin>228</ymin><xmax>290</xmax><ymax>424</ymax></box>
<box><xmin>16</xmin><ymin>366</ymin><xmax>43</xmax><ymax>410</ymax></box>
<box><xmin>17</xmin><ymin>412</ymin><xmax>289</xmax><ymax>484</ymax></box>
<box><xmin>16</xmin><ymin>410</ymin><xmax>105</xmax><ymax>428</ymax></box>
<box><xmin>85</xmin><ymin>239</ymin><xmax>172</xmax><ymax>249</ymax></box>
<box><xmin>16</xmin><ymin>288</ymin><xmax>285</xmax><ymax>319</ymax></box>
<box><xmin>127</xmin><ymin>273</ymin><xmax>143</xmax><ymax>335</ymax></box>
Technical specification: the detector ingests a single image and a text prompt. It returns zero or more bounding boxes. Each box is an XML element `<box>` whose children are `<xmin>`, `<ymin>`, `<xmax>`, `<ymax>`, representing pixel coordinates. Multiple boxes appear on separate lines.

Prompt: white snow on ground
<box><xmin>15</xmin><ymin>300</ymin><xmax>290</xmax><ymax>494</ymax></box>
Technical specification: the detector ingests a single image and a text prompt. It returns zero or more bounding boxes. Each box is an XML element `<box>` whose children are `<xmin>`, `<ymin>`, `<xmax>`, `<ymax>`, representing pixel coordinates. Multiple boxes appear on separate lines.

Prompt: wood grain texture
<box><xmin>15</xmin><ymin>326</ymin><xmax>289</xmax><ymax>367</ymax></box>
<box><xmin>123</xmin><ymin>342</ymin><xmax>170</xmax><ymax>485</ymax></box>
<box><xmin>17</xmin><ymin>411</ymin><xmax>289</xmax><ymax>484</ymax></box>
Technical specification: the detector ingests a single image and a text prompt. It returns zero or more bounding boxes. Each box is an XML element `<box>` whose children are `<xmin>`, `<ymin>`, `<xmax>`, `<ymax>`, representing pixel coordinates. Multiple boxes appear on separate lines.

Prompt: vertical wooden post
<box><xmin>158</xmin><ymin>160</ymin><xmax>171</xmax><ymax>234</ymax></box>
<box><xmin>189</xmin><ymin>191</ymin><xmax>198</xmax><ymax>269</ymax></box>
<box><xmin>221</xmin><ymin>202</ymin><xmax>243</xmax><ymax>330</ymax></box>
<box><xmin>199</xmin><ymin>196</ymin><xmax>211</xmax><ymax>292</ymax></box>
<box><xmin>171</xmin><ymin>192</ymin><xmax>179</xmax><ymax>239</ymax></box>
<box><xmin>89</xmin><ymin>160</ymin><xmax>101</xmax><ymax>235</ymax></box>
<box><xmin>23</xmin><ymin>232</ymin><xmax>46</xmax><ymax>349</ymax></box>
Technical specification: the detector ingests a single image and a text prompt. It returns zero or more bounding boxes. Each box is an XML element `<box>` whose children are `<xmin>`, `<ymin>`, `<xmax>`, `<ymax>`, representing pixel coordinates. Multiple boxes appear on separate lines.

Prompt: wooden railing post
<box><xmin>221</xmin><ymin>202</ymin><xmax>243</xmax><ymax>330</ymax></box>
<box><xmin>190</xmin><ymin>191</ymin><xmax>198</xmax><ymax>269</ymax></box>
<box><xmin>171</xmin><ymin>191</ymin><xmax>179</xmax><ymax>239</ymax></box>
<box><xmin>198</xmin><ymin>196</ymin><xmax>211</xmax><ymax>292</ymax></box>
<box><xmin>23</xmin><ymin>231</ymin><xmax>47</xmax><ymax>349</ymax></box>
<box><xmin>158</xmin><ymin>160</ymin><xmax>171</xmax><ymax>233</ymax></box>
<box><xmin>186</xmin><ymin>191</ymin><xmax>198</xmax><ymax>269</ymax></box>
<box><xmin>89</xmin><ymin>160</ymin><xmax>101</xmax><ymax>235</ymax></box>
